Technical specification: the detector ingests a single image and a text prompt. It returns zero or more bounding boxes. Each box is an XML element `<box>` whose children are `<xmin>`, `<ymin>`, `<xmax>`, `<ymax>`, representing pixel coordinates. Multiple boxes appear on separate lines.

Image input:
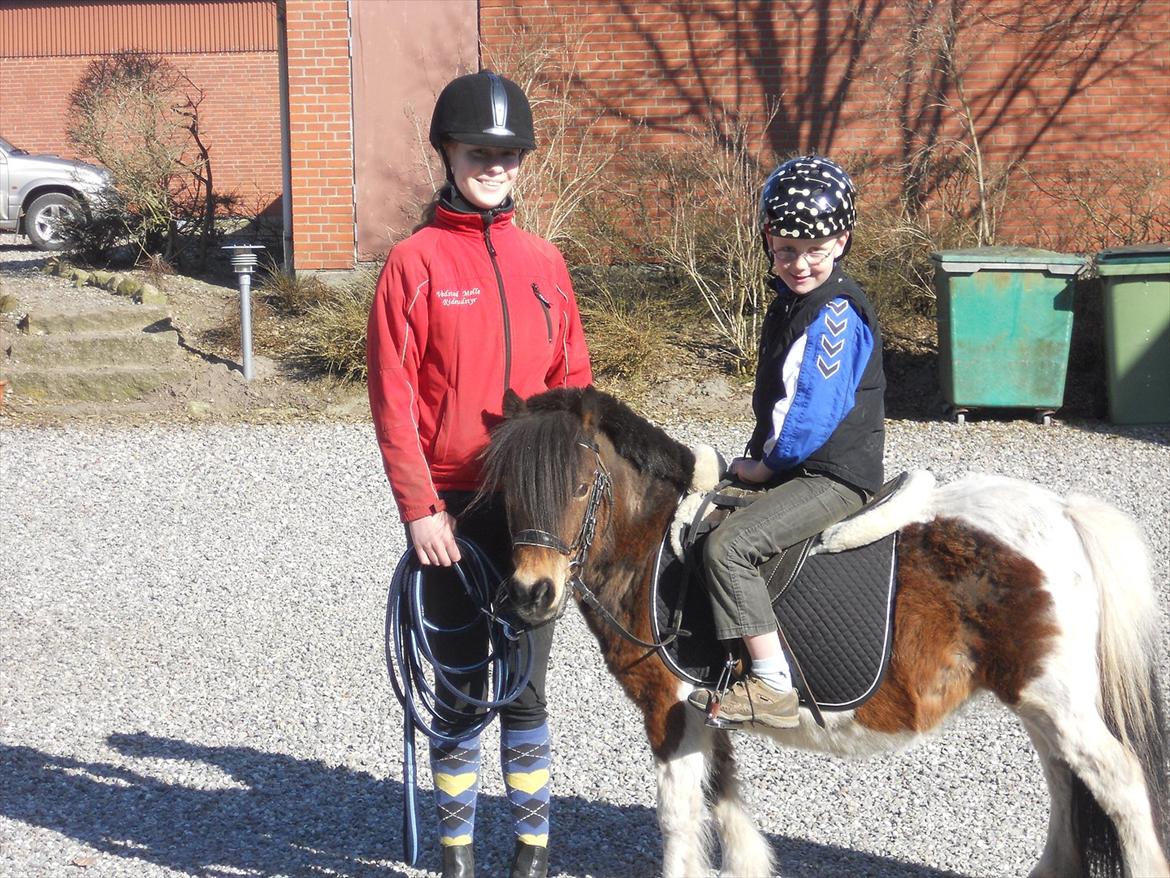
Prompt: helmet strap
<box><xmin>437</xmin><ymin>140</ymin><xmax>455</xmax><ymax>183</ymax></box>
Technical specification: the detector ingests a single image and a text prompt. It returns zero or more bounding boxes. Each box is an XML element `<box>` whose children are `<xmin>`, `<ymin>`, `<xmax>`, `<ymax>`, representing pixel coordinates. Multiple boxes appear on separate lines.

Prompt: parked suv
<box><xmin>0</xmin><ymin>135</ymin><xmax>113</xmax><ymax>250</ymax></box>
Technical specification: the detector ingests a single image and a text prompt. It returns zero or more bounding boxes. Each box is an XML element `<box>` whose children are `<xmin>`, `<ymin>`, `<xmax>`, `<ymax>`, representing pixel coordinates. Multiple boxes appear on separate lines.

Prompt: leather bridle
<box><xmin>511</xmin><ymin>437</ymin><xmax>680</xmax><ymax>651</ymax></box>
<box><xmin>511</xmin><ymin>439</ymin><xmax>612</xmax><ymax>584</ymax></box>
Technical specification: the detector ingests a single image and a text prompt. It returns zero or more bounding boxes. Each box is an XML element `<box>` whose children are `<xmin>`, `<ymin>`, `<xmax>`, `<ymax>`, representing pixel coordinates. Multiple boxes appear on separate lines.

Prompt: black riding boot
<box><xmin>441</xmin><ymin>844</ymin><xmax>474</xmax><ymax>878</ymax></box>
<box><xmin>509</xmin><ymin>841</ymin><xmax>549</xmax><ymax>878</ymax></box>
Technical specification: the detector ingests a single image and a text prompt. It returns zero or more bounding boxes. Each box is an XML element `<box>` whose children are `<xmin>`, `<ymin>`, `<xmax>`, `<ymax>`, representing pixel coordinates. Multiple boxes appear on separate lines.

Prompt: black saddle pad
<box><xmin>651</xmin><ymin>531</ymin><xmax>897</xmax><ymax>711</ymax></box>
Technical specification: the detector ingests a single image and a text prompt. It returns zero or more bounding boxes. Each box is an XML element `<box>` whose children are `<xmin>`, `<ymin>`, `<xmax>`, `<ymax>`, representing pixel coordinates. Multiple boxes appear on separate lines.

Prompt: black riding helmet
<box><xmin>429</xmin><ymin>70</ymin><xmax>536</xmax><ymax>154</ymax></box>
<box><xmin>759</xmin><ymin>155</ymin><xmax>856</xmax><ymax>259</ymax></box>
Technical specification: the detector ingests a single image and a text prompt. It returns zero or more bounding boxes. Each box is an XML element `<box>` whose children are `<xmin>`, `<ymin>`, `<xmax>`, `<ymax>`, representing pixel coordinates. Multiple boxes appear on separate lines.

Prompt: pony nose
<box><xmin>531</xmin><ymin>577</ymin><xmax>556</xmax><ymax>613</ymax></box>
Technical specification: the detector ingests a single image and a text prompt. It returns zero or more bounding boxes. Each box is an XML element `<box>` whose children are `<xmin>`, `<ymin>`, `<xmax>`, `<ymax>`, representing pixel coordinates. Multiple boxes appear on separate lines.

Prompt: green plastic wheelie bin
<box><xmin>931</xmin><ymin>247</ymin><xmax>1086</xmax><ymax>424</ymax></box>
<box><xmin>1097</xmin><ymin>244</ymin><xmax>1170</xmax><ymax>425</ymax></box>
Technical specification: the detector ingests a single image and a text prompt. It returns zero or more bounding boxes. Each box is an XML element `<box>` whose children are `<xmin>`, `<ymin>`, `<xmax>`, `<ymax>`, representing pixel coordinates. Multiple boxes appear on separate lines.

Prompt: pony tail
<box><xmin>1065</xmin><ymin>494</ymin><xmax>1169</xmax><ymax>849</ymax></box>
<box><xmin>1065</xmin><ymin>495</ymin><xmax>1158</xmax><ymax>746</ymax></box>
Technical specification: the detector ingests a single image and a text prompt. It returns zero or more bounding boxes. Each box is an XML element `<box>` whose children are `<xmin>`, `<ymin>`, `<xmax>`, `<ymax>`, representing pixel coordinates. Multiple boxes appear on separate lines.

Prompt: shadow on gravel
<box><xmin>0</xmin><ymin>248</ymin><xmax>51</xmax><ymax>273</ymax></box>
<box><xmin>1</xmin><ymin>735</ymin><xmax>962</xmax><ymax>878</ymax></box>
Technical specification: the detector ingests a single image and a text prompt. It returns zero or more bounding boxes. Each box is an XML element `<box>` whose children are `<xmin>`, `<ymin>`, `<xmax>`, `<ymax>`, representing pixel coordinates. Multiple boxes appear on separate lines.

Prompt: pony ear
<box><xmin>579</xmin><ymin>385</ymin><xmax>601</xmax><ymax>431</ymax></box>
<box><xmin>502</xmin><ymin>388</ymin><xmax>527</xmax><ymax>418</ymax></box>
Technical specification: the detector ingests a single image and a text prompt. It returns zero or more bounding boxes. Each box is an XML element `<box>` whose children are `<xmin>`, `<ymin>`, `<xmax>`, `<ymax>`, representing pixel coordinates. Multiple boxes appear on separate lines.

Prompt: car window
<box><xmin>0</xmin><ymin>136</ymin><xmax>26</xmax><ymax>155</ymax></box>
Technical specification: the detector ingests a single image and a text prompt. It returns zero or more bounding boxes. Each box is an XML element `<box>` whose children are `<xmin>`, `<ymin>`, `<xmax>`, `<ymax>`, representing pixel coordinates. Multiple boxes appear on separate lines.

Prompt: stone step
<box><xmin>19</xmin><ymin>305</ymin><xmax>171</xmax><ymax>335</ymax></box>
<box><xmin>6</xmin><ymin>364</ymin><xmax>190</xmax><ymax>401</ymax></box>
<box><xmin>5</xmin><ymin>328</ymin><xmax>188</xmax><ymax>367</ymax></box>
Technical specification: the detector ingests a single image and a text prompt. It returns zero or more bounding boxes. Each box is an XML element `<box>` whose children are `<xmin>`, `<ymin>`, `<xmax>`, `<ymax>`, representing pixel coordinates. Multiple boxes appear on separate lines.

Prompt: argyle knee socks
<box><xmin>430</xmin><ymin>735</ymin><xmax>481</xmax><ymax>849</ymax></box>
<box><xmin>500</xmin><ymin>723</ymin><xmax>551</xmax><ymax>847</ymax></box>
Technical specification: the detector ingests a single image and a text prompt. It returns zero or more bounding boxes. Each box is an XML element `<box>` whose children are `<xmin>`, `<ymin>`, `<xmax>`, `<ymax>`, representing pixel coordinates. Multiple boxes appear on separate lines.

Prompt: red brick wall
<box><xmin>284</xmin><ymin>0</ymin><xmax>354</xmax><ymax>271</ymax></box>
<box><xmin>0</xmin><ymin>53</ymin><xmax>282</xmax><ymax>214</ymax></box>
<box><xmin>480</xmin><ymin>0</ymin><xmax>1170</xmax><ymax>249</ymax></box>
<box><xmin>0</xmin><ymin>0</ymin><xmax>283</xmax><ymax>223</ymax></box>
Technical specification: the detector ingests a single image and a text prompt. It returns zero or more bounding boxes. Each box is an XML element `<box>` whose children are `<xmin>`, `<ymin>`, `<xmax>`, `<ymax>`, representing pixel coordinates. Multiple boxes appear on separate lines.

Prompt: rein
<box><xmin>384</xmin><ymin>539</ymin><xmax>534</xmax><ymax>866</ymax></box>
<box><xmin>513</xmin><ymin>438</ymin><xmax>681</xmax><ymax>652</ymax></box>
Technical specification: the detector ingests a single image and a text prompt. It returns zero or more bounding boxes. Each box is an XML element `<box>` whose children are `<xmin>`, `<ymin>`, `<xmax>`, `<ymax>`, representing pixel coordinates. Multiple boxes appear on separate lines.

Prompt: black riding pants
<box><xmin>413</xmin><ymin>491</ymin><xmax>554</xmax><ymax>733</ymax></box>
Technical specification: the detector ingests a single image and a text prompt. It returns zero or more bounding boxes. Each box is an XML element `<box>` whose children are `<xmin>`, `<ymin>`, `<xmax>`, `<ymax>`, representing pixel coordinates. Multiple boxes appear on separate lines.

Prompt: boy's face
<box><xmin>766</xmin><ymin>232</ymin><xmax>849</xmax><ymax>295</ymax></box>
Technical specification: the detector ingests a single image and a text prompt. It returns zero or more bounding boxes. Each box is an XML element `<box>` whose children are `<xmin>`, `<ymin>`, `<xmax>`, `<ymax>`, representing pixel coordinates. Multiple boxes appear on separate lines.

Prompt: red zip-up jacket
<box><xmin>367</xmin><ymin>202</ymin><xmax>593</xmax><ymax>522</ymax></box>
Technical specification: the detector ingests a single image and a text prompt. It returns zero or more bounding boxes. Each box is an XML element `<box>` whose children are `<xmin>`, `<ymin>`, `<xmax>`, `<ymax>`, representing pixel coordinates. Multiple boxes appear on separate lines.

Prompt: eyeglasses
<box><xmin>771</xmin><ymin>245</ymin><xmax>836</xmax><ymax>267</ymax></box>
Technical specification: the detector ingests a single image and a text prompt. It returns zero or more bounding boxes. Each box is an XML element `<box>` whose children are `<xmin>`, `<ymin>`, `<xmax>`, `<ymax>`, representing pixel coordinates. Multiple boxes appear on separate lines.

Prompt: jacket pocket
<box><xmin>431</xmin><ymin>387</ymin><xmax>455</xmax><ymax>464</ymax></box>
<box><xmin>532</xmin><ymin>283</ymin><xmax>553</xmax><ymax>344</ymax></box>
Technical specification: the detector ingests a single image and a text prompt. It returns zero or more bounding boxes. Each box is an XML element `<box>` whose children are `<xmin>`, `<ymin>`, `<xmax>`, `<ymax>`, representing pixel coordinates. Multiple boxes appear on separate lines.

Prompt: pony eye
<box><xmin>573</xmin><ymin>483</ymin><xmax>590</xmax><ymax>499</ymax></box>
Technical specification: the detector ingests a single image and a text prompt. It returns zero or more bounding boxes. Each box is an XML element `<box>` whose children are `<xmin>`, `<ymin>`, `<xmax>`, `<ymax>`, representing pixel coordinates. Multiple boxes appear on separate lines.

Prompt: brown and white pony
<box><xmin>479</xmin><ymin>386</ymin><xmax>1169</xmax><ymax>878</ymax></box>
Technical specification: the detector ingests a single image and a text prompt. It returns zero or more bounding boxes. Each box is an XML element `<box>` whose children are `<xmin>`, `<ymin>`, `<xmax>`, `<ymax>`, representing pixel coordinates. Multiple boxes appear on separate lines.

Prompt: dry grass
<box><xmin>573</xmin><ymin>266</ymin><xmax>673</xmax><ymax>380</ymax></box>
<box><xmin>284</xmin><ymin>268</ymin><xmax>378</xmax><ymax>382</ymax></box>
<box><xmin>201</xmin><ymin>267</ymin><xmax>376</xmax><ymax>382</ymax></box>
<box><xmin>257</xmin><ymin>261</ymin><xmax>332</xmax><ymax>316</ymax></box>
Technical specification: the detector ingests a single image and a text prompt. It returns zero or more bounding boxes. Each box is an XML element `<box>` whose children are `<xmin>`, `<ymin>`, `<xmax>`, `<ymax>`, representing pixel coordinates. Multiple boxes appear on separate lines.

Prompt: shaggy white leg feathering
<box><xmin>712</xmin><ymin>780</ymin><xmax>776</xmax><ymax>877</ymax></box>
<box><xmin>657</xmin><ymin>699</ymin><xmax>714</xmax><ymax>878</ymax></box>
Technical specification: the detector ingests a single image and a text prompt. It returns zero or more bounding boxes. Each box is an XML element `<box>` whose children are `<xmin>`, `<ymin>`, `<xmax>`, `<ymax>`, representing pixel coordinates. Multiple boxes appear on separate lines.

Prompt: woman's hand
<box><xmin>728</xmin><ymin>457</ymin><xmax>775</xmax><ymax>485</ymax></box>
<box><xmin>407</xmin><ymin>510</ymin><xmax>461</xmax><ymax>566</ymax></box>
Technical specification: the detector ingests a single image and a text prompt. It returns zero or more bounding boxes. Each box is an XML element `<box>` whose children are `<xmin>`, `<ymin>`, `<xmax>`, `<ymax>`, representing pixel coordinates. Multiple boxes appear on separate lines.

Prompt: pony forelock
<box><xmin>479</xmin><ymin>405</ymin><xmax>581</xmax><ymax>532</ymax></box>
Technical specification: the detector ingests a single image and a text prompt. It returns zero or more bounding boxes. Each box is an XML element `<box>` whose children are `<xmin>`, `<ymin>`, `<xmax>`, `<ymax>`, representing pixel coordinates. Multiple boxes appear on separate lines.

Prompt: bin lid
<box><xmin>1097</xmin><ymin>244</ymin><xmax>1170</xmax><ymax>264</ymax></box>
<box><xmin>930</xmin><ymin>246</ymin><xmax>1085</xmax><ymax>275</ymax></box>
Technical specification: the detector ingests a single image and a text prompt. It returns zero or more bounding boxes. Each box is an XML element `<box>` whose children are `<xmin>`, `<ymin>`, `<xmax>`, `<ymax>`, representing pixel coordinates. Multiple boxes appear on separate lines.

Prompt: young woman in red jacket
<box><xmin>367</xmin><ymin>71</ymin><xmax>592</xmax><ymax>878</ymax></box>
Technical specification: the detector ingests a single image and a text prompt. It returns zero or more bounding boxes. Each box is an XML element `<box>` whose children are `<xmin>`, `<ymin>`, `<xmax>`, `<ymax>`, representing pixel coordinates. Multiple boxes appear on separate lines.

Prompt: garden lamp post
<box><xmin>223</xmin><ymin>243</ymin><xmax>266</xmax><ymax>381</ymax></box>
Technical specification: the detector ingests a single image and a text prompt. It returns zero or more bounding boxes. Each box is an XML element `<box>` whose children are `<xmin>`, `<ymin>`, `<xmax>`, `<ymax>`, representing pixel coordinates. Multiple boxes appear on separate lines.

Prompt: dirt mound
<box><xmin>0</xmin><ymin>242</ymin><xmax>368</xmax><ymax>424</ymax></box>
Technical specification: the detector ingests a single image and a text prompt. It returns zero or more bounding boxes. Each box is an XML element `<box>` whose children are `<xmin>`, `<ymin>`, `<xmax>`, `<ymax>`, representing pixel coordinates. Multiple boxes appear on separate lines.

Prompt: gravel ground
<box><xmin>2</xmin><ymin>415</ymin><xmax>1168</xmax><ymax>878</ymax></box>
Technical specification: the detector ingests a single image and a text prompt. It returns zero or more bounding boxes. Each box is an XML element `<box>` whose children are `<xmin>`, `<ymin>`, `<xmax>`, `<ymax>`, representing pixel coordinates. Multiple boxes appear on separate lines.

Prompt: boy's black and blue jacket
<box><xmin>747</xmin><ymin>267</ymin><xmax>886</xmax><ymax>495</ymax></box>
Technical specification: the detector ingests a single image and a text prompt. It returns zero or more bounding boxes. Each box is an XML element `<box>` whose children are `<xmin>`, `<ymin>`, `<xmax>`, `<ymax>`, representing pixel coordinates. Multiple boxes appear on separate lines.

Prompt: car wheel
<box><xmin>25</xmin><ymin>192</ymin><xmax>81</xmax><ymax>251</ymax></box>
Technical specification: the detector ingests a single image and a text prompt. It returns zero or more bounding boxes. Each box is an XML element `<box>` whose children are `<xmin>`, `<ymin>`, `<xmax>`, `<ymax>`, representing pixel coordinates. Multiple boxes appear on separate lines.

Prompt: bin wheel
<box><xmin>1036</xmin><ymin>410</ymin><xmax>1054</xmax><ymax>427</ymax></box>
<box><xmin>951</xmin><ymin>408</ymin><xmax>968</xmax><ymax>425</ymax></box>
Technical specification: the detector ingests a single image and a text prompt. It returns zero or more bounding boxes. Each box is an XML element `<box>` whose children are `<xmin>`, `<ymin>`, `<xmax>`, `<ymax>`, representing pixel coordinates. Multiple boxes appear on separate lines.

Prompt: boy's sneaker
<box><xmin>687</xmin><ymin>674</ymin><xmax>800</xmax><ymax>729</ymax></box>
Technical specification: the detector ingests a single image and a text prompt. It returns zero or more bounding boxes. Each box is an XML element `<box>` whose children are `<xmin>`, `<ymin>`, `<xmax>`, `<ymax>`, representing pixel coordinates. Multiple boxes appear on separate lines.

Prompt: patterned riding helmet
<box><xmin>759</xmin><ymin>155</ymin><xmax>856</xmax><ymax>240</ymax></box>
<box><xmin>429</xmin><ymin>70</ymin><xmax>536</xmax><ymax>152</ymax></box>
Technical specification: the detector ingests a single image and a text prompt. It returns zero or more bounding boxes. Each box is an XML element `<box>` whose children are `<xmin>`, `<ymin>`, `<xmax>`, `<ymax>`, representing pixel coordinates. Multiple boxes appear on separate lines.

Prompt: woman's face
<box><xmin>444</xmin><ymin>141</ymin><xmax>523</xmax><ymax>210</ymax></box>
<box><xmin>766</xmin><ymin>232</ymin><xmax>849</xmax><ymax>294</ymax></box>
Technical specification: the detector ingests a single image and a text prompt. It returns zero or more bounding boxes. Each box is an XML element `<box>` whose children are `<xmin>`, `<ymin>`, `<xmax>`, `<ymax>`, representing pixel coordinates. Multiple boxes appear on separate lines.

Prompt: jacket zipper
<box><xmin>532</xmin><ymin>283</ymin><xmax>553</xmax><ymax>343</ymax></box>
<box><xmin>482</xmin><ymin>211</ymin><xmax>512</xmax><ymax>394</ymax></box>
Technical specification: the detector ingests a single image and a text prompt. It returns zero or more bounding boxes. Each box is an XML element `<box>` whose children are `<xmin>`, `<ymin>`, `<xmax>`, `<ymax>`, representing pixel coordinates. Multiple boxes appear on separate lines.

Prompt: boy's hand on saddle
<box><xmin>408</xmin><ymin>511</ymin><xmax>462</xmax><ymax>567</ymax></box>
<box><xmin>729</xmin><ymin>457</ymin><xmax>775</xmax><ymax>485</ymax></box>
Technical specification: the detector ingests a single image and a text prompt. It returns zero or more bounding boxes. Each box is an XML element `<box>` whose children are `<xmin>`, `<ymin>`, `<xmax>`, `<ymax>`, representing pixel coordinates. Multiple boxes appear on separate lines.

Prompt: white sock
<box><xmin>750</xmin><ymin>654</ymin><xmax>793</xmax><ymax>692</ymax></box>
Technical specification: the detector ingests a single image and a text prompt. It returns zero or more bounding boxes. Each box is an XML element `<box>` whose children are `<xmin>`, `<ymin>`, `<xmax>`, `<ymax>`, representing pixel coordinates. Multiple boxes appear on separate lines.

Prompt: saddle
<box><xmin>650</xmin><ymin>473</ymin><xmax>924</xmax><ymax>717</ymax></box>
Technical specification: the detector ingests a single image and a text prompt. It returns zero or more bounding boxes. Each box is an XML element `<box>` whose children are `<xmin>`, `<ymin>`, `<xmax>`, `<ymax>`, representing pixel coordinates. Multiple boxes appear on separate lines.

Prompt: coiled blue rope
<box><xmin>384</xmin><ymin>537</ymin><xmax>534</xmax><ymax>866</ymax></box>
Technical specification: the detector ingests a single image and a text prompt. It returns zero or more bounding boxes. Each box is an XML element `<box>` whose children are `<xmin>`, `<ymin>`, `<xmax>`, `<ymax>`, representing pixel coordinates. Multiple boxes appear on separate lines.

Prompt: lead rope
<box><xmin>385</xmin><ymin>538</ymin><xmax>534</xmax><ymax>866</ymax></box>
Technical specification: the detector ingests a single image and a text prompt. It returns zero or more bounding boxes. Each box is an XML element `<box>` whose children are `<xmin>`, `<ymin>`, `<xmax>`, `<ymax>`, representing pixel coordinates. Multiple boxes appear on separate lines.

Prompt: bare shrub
<box><xmin>1026</xmin><ymin>159</ymin><xmax>1170</xmax><ymax>251</ymax></box>
<box><xmin>66</xmin><ymin>51</ymin><xmax>225</xmax><ymax>267</ymax></box>
<box><xmin>633</xmin><ymin>113</ymin><xmax>775</xmax><ymax>372</ymax></box>
<box><xmin>847</xmin><ymin>201</ymin><xmax>938</xmax><ymax>323</ymax></box>
<box><xmin>257</xmin><ymin>260</ymin><xmax>332</xmax><ymax>316</ymax></box>
<box><xmin>481</xmin><ymin>26</ymin><xmax>618</xmax><ymax>260</ymax></box>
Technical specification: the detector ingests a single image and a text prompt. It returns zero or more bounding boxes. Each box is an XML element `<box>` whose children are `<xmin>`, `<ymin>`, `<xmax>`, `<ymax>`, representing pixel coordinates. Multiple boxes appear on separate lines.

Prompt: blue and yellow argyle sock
<box><xmin>500</xmin><ymin>723</ymin><xmax>551</xmax><ymax>847</ymax></box>
<box><xmin>430</xmin><ymin>735</ymin><xmax>481</xmax><ymax>848</ymax></box>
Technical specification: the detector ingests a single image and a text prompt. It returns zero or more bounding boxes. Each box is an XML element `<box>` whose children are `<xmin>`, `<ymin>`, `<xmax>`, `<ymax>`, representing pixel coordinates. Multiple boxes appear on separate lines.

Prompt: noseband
<box><xmin>512</xmin><ymin>438</ymin><xmax>612</xmax><ymax>583</ymax></box>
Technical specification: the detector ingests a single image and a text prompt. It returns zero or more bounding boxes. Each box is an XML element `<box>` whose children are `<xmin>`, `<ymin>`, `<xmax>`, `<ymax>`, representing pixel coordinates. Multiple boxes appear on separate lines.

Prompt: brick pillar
<box><xmin>284</xmin><ymin>0</ymin><xmax>354</xmax><ymax>271</ymax></box>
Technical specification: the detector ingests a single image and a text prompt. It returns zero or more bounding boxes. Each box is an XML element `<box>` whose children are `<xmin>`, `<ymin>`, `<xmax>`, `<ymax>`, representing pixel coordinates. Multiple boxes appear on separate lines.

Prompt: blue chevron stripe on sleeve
<box><xmin>764</xmin><ymin>297</ymin><xmax>874</xmax><ymax>471</ymax></box>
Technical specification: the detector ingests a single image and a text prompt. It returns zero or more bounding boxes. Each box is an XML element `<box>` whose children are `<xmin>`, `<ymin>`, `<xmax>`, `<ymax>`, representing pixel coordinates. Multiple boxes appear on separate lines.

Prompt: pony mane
<box><xmin>526</xmin><ymin>387</ymin><xmax>695</xmax><ymax>494</ymax></box>
<box><xmin>478</xmin><ymin>387</ymin><xmax>695</xmax><ymax>525</ymax></box>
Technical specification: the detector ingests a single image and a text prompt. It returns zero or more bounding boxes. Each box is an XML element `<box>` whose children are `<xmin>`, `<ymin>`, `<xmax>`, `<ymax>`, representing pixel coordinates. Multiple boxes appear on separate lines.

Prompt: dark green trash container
<box><xmin>931</xmin><ymin>247</ymin><xmax>1085</xmax><ymax>422</ymax></box>
<box><xmin>1097</xmin><ymin>244</ymin><xmax>1170</xmax><ymax>425</ymax></box>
